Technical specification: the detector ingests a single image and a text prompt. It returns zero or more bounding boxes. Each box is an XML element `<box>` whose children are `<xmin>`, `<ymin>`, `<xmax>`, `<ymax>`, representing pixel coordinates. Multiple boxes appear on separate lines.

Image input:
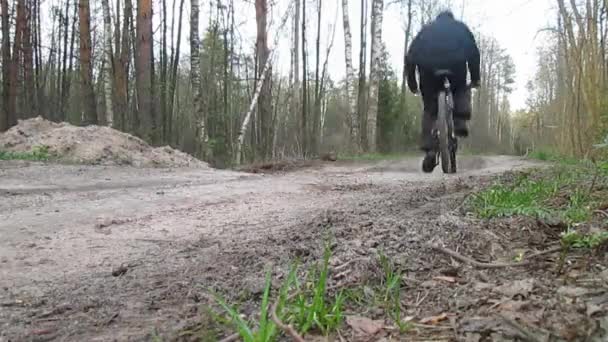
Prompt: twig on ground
<box><xmin>271</xmin><ymin>293</ymin><xmax>306</xmax><ymax>342</ymax></box>
<box><xmin>333</xmin><ymin>257</ymin><xmax>369</xmax><ymax>273</ymax></box>
<box><xmin>594</xmin><ymin>210</ymin><xmax>608</xmax><ymax>219</ymax></box>
<box><xmin>498</xmin><ymin>313</ymin><xmax>546</xmax><ymax>342</ymax></box>
<box><xmin>411</xmin><ymin>323</ymin><xmax>453</xmax><ymax>330</ymax></box>
<box><xmin>526</xmin><ymin>245</ymin><xmax>563</xmax><ymax>259</ymax></box>
<box><xmin>429</xmin><ymin>244</ymin><xmax>562</xmax><ymax>269</ymax></box>
<box><xmin>415</xmin><ymin>290</ymin><xmax>430</xmax><ymax>307</ymax></box>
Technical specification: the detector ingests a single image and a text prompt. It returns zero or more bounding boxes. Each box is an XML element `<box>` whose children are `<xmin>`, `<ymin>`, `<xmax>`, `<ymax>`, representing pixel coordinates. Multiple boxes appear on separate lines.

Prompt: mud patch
<box><xmin>0</xmin><ymin>117</ymin><xmax>208</xmax><ymax>168</ymax></box>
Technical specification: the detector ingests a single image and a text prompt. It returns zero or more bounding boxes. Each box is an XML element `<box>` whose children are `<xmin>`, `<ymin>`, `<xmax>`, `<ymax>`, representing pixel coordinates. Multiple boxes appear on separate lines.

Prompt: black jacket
<box><xmin>406</xmin><ymin>15</ymin><xmax>480</xmax><ymax>92</ymax></box>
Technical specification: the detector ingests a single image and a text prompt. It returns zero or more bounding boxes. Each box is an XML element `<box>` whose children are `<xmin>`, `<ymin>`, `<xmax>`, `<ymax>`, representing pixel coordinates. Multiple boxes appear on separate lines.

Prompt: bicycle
<box><xmin>432</xmin><ymin>69</ymin><xmax>458</xmax><ymax>174</ymax></box>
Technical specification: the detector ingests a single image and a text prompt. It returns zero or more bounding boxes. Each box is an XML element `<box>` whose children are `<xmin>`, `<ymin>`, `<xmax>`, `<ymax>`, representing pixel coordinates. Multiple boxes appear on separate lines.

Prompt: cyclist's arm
<box><xmin>405</xmin><ymin>55</ymin><xmax>418</xmax><ymax>93</ymax></box>
<box><xmin>406</xmin><ymin>31</ymin><xmax>423</xmax><ymax>93</ymax></box>
<box><xmin>464</xmin><ymin>26</ymin><xmax>481</xmax><ymax>85</ymax></box>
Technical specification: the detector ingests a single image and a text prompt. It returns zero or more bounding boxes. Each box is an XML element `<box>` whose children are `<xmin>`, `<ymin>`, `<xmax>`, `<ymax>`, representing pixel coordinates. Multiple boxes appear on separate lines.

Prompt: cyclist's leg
<box><xmin>419</xmin><ymin>69</ymin><xmax>439</xmax><ymax>152</ymax></box>
<box><xmin>419</xmin><ymin>69</ymin><xmax>441</xmax><ymax>173</ymax></box>
<box><xmin>448</xmin><ymin>64</ymin><xmax>470</xmax><ymax>137</ymax></box>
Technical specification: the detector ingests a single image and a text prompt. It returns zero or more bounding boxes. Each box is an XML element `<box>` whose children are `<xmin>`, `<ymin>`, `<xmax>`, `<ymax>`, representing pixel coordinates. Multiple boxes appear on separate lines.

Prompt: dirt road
<box><xmin>4</xmin><ymin>155</ymin><xmax>594</xmax><ymax>341</ymax></box>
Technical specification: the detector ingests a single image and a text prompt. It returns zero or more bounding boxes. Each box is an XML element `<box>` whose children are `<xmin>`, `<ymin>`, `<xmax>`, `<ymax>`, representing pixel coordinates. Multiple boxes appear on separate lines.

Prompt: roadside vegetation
<box><xmin>471</xmin><ymin>153</ymin><xmax>608</xmax><ymax>250</ymax></box>
<box><xmin>0</xmin><ymin>145</ymin><xmax>50</xmax><ymax>161</ymax></box>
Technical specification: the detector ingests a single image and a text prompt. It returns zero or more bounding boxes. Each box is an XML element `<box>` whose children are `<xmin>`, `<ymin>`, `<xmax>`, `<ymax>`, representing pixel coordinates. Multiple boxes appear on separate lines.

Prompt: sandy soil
<box><xmin>1</xmin><ymin>156</ymin><xmax>606</xmax><ymax>341</ymax></box>
<box><xmin>0</xmin><ymin>117</ymin><xmax>207</xmax><ymax>168</ymax></box>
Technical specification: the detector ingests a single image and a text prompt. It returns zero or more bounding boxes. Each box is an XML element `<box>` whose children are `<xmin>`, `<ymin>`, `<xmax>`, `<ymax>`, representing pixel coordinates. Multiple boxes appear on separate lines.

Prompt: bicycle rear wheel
<box><xmin>437</xmin><ymin>91</ymin><xmax>453</xmax><ymax>174</ymax></box>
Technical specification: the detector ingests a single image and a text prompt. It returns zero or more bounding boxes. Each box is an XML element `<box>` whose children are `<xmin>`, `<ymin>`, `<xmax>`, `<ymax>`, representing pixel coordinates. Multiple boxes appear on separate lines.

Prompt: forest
<box><xmin>0</xmin><ymin>0</ymin><xmax>606</xmax><ymax>167</ymax></box>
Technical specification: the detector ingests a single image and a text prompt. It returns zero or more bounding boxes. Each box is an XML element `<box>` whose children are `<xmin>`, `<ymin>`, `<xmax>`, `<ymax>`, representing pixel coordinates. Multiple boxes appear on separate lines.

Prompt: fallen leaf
<box><xmin>421</xmin><ymin>280</ymin><xmax>439</xmax><ymax>288</ymax></box>
<box><xmin>346</xmin><ymin>316</ymin><xmax>385</xmax><ymax>335</ymax></box>
<box><xmin>586</xmin><ymin>303</ymin><xmax>605</xmax><ymax>317</ymax></box>
<box><xmin>420</xmin><ymin>312</ymin><xmax>449</xmax><ymax>325</ymax></box>
<box><xmin>433</xmin><ymin>276</ymin><xmax>457</xmax><ymax>283</ymax></box>
<box><xmin>497</xmin><ymin>299</ymin><xmax>530</xmax><ymax>312</ymax></box>
<box><xmin>557</xmin><ymin>286</ymin><xmax>591</xmax><ymax>298</ymax></box>
<box><xmin>473</xmin><ymin>282</ymin><xmax>494</xmax><ymax>291</ymax></box>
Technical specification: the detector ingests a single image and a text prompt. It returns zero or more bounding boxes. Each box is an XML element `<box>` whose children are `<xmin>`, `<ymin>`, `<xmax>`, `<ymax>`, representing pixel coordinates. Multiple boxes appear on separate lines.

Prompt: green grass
<box><xmin>561</xmin><ymin>230</ymin><xmax>608</xmax><ymax>249</ymax></box>
<box><xmin>526</xmin><ymin>149</ymin><xmax>581</xmax><ymax>165</ymax></box>
<box><xmin>470</xmin><ymin>162</ymin><xmax>606</xmax><ymax>227</ymax></box>
<box><xmin>283</xmin><ymin>246</ymin><xmax>345</xmax><ymax>336</ymax></box>
<box><xmin>209</xmin><ymin>247</ymin><xmax>346</xmax><ymax>340</ymax></box>
<box><xmin>0</xmin><ymin>145</ymin><xmax>50</xmax><ymax>161</ymax></box>
<box><xmin>377</xmin><ymin>252</ymin><xmax>411</xmax><ymax>333</ymax></box>
<box><xmin>212</xmin><ymin>270</ymin><xmax>279</xmax><ymax>342</ymax></box>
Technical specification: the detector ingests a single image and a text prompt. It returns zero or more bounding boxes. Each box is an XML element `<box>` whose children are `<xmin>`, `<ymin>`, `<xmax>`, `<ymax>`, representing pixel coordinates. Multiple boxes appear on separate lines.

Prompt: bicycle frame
<box><xmin>433</xmin><ymin>73</ymin><xmax>458</xmax><ymax>173</ymax></box>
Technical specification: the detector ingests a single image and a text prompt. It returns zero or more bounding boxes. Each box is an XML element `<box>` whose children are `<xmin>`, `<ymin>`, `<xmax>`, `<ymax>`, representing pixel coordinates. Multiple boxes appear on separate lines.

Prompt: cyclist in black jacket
<box><xmin>405</xmin><ymin>10</ymin><xmax>481</xmax><ymax>173</ymax></box>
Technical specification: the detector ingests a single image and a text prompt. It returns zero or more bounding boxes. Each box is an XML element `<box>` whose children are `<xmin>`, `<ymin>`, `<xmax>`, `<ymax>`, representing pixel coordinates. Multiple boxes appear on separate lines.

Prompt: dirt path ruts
<box><xmin>0</xmin><ymin>156</ymin><xmax>537</xmax><ymax>341</ymax></box>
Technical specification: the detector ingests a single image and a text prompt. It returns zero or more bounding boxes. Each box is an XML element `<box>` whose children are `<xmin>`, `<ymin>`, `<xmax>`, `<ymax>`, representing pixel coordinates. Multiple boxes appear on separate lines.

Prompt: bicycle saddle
<box><xmin>434</xmin><ymin>69</ymin><xmax>452</xmax><ymax>77</ymax></box>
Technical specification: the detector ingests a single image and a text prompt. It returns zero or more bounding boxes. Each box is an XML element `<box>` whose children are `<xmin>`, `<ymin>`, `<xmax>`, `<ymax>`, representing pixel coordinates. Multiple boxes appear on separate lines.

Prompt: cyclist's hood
<box><xmin>435</xmin><ymin>10</ymin><xmax>455</xmax><ymax>21</ymax></box>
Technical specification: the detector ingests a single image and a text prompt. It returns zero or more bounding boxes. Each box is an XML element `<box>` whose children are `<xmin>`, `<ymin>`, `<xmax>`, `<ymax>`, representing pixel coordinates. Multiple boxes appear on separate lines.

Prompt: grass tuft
<box><xmin>470</xmin><ymin>163</ymin><xmax>606</xmax><ymax>227</ymax></box>
<box><xmin>378</xmin><ymin>252</ymin><xmax>411</xmax><ymax>333</ymax></box>
<box><xmin>212</xmin><ymin>270</ymin><xmax>278</xmax><ymax>342</ymax></box>
<box><xmin>561</xmin><ymin>230</ymin><xmax>608</xmax><ymax>249</ymax></box>
<box><xmin>284</xmin><ymin>246</ymin><xmax>345</xmax><ymax>336</ymax></box>
<box><xmin>0</xmin><ymin>145</ymin><xmax>51</xmax><ymax>161</ymax></box>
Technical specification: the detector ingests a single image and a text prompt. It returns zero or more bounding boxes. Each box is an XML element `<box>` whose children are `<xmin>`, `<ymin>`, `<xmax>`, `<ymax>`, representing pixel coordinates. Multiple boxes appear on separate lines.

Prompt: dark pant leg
<box><xmin>448</xmin><ymin>64</ymin><xmax>471</xmax><ymax>121</ymax></box>
<box><xmin>419</xmin><ymin>69</ymin><xmax>441</xmax><ymax>151</ymax></box>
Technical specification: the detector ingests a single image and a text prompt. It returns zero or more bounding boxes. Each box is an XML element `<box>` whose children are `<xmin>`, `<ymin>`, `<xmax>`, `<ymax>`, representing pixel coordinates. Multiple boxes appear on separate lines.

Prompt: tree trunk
<box><xmin>101</xmin><ymin>0</ymin><xmax>114</xmax><ymax>127</ymax></box>
<box><xmin>59</xmin><ymin>0</ymin><xmax>70</xmax><ymax>117</ymax></box>
<box><xmin>168</xmin><ymin>0</ymin><xmax>185</xmax><ymax>143</ymax></box>
<box><xmin>22</xmin><ymin>0</ymin><xmax>34</xmax><ymax>118</ymax></box>
<box><xmin>341</xmin><ymin>0</ymin><xmax>358</xmax><ymax>150</ymax></box>
<box><xmin>160</xmin><ymin>0</ymin><xmax>168</xmax><ymax>142</ymax></box>
<box><xmin>312</xmin><ymin>0</ymin><xmax>322</xmax><ymax>155</ymax></box>
<box><xmin>367</xmin><ymin>0</ymin><xmax>384</xmax><ymax>152</ymax></box>
<box><xmin>167</xmin><ymin>0</ymin><xmax>185</xmax><ymax>143</ymax></box>
<box><xmin>78</xmin><ymin>0</ymin><xmax>98</xmax><ymax>125</ymax></box>
<box><xmin>356</xmin><ymin>0</ymin><xmax>368</xmax><ymax>148</ymax></box>
<box><xmin>1</xmin><ymin>0</ymin><xmax>11</xmax><ymax>131</ymax></box>
<box><xmin>290</xmin><ymin>0</ymin><xmax>300</xmax><ymax>154</ymax></box>
<box><xmin>235</xmin><ymin>54</ymin><xmax>272</xmax><ymax>165</ymax></box>
<box><xmin>114</xmin><ymin>0</ymin><xmax>133</xmax><ymax>132</ymax></box>
<box><xmin>135</xmin><ymin>0</ymin><xmax>155</xmax><ymax>141</ymax></box>
<box><xmin>255</xmin><ymin>0</ymin><xmax>271</xmax><ymax>160</ymax></box>
<box><xmin>190</xmin><ymin>0</ymin><xmax>205</xmax><ymax>155</ymax></box>
<box><xmin>400</xmin><ymin>0</ymin><xmax>413</xmax><ymax>96</ymax></box>
<box><xmin>9</xmin><ymin>0</ymin><xmax>26</xmax><ymax>124</ymax></box>
<box><xmin>301</xmin><ymin>0</ymin><xmax>308</xmax><ymax>156</ymax></box>
<box><xmin>63</xmin><ymin>0</ymin><xmax>78</xmax><ymax>121</ymax></box>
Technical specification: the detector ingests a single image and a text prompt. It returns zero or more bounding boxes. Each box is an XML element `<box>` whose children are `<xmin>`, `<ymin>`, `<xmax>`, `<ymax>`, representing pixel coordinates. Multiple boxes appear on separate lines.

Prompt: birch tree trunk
<box><xmin>312</xmin><ymin>0</ymin><xmax>322</xmax><ymax>155</ymax></box>
<box><xmin>341</xmin><ymin>0</ymin><xmax>358</xmax><ymax>150</ymax></box>
<box><xmin>367</xmin><ymin>0</ymin><xmax>384</xmax><ymax>152</ymax></box>
<box><xmin>101</xmin><ymin>0</ymin><xmax>115</xmax><ymax>127</ymax></box>
<box><xmin>356</xmin><ymin>0</ymin><xmax>368</xmax><ymax>148</ymax></box>
<box><xmin>8</xmin><ymin>0</ymin><xmax>25</xmax><ymax>124</ymax></box>
<box><xmin>400</xmin><ymin>0</ymin><xmax>413</xmax><ymax>97</ymax></box>
<box><xmin>301</xmin><ymin>0</ymin><xmax>309</xmax><ymax>155</ymax></box>
<box><xmin>255</xmin><ymin>0</ymin><xmax>271</xmax><ymax>160</ymax></box>
<box><xmin>235</xmin><ymin>56</ymin><xmax>272</xmax><ymax>165</ymax></box>
<box><xmin>190</xmin><ymin>0</ymin><xmax>205</xmax><ymax>156</ymax></box>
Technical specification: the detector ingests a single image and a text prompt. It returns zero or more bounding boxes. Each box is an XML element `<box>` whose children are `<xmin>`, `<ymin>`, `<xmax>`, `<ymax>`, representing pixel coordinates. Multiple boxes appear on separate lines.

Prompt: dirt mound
<box><xmin>0</xmin><ymin>117</ymin><xmax>208</xmax><ymax>168</ymax></box>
